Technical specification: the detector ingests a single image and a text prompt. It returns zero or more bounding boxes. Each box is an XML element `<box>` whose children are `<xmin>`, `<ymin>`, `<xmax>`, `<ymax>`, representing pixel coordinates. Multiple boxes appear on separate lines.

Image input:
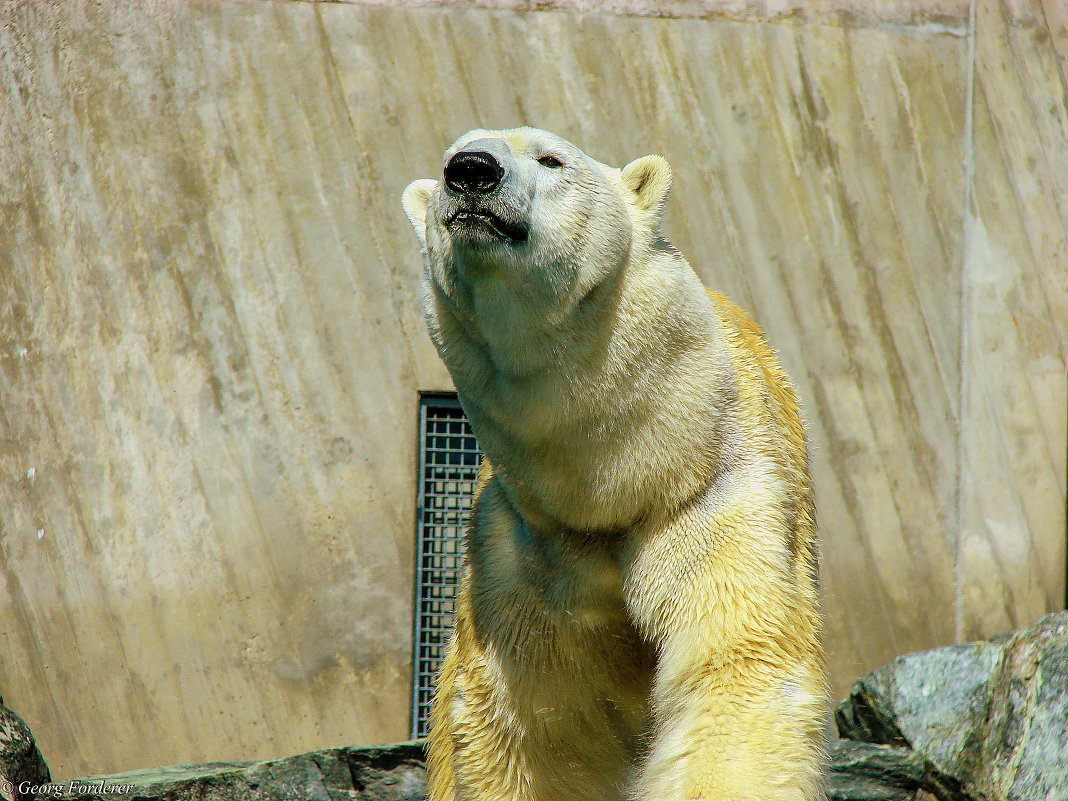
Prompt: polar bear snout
<box><xmin>443</xmin><ymin>137</ymin><xmax>514</xmax><ymax>195</ymax></box>
<box><xmin>444</xmin><ymin>150</ymin><xmax>504</xmax><ymax>195</ymax></box>
<box><xmin>439</xmin><ymin>137</ymin><xmax>530</xmax><ymax>245</ymax></box>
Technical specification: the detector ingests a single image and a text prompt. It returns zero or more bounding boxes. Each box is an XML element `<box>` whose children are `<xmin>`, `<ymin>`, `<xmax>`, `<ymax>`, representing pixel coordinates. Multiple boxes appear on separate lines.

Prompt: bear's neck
<box><xmin>430</xmin><ymin>250</ymin><xmax>734</xmax><ymax>532</ymax></box>
<box><xmin>443</xmin><ymin>249</ymin><xmax>619</xmax><ymax>376</ymax></box>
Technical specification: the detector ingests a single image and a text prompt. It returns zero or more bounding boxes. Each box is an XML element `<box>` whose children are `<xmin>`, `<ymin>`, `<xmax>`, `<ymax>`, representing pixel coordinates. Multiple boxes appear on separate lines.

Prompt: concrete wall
<box><xmin>0</xmin><ymin>0</ymin><xmax>1064</xmax><ymax>779</ymax></box>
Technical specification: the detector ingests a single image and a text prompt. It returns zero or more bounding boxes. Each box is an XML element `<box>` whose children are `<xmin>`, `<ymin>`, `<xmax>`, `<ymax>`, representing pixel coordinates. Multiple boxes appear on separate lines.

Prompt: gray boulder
<box><xmin>0</xmin><ymin>697</ymin><xmax>51</xmax><ymax>801</ymax></box>
<box><xmin>56</xmin><ymin>743</ymin><xmax>425</xmax><ymax>801</ymax></box>
<box><xmin>836</xmin><ymin>611</ymin><xmax>1068</xmax><ymax>801</ymax></box>
<box><xmin>825</xmin><ymin>740</ymin><xmax>925</xmax><ymax>801</ymax></box>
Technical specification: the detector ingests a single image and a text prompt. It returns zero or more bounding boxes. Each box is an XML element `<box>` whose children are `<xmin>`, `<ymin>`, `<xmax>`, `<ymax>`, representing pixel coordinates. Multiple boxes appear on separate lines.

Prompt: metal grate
<box><xmin>411</xmin><ymin>394</ymin><xmax>482</xmax><ymax>739</ymax></box>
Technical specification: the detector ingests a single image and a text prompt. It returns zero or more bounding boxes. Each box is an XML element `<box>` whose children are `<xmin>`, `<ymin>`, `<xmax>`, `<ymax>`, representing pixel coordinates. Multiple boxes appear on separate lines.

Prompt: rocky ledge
<box><xmin>4</xmin><ymin>612</ymin><xmax>1065</xmax><ymax>801</ymax></box>
<box><xmin>830</xmin><ymin>610</ymin><xmax>1068</xmax><ymax>801</ymax></box>
<box><xmin>10</xmin><ymin>743</ymin><xmax>427</xmax><ymax>801</ymax></box>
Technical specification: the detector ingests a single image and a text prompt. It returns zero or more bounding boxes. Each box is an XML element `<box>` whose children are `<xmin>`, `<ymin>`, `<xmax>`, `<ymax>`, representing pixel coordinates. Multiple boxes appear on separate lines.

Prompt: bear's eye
<box><xmin>537</xmin><ymin>155</ymin><xmax>564</xmax><ymax>168</ymax></box>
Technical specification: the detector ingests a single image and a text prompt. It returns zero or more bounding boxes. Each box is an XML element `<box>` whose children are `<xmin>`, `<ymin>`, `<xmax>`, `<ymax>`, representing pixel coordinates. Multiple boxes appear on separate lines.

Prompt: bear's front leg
<box><xmin>427</xmin><ymin>471</ymin><xmax>657</xmax><ymax>801</ymax></box>
<box><xmin>628</xmin><ymin>648</ymin><xmax>825</xmax><ymax>800</ymax></box>
<box><xmin>623</xmin><ymin>494</ymin><xmax>826</xmax><ymax>800</ymax></box>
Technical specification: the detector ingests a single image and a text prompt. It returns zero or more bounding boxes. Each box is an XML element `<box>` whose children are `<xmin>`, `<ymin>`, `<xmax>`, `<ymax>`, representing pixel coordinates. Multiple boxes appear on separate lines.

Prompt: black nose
<box><xmin>444</xmin><ymin>150</ymin><xmax>503</xmax><ymax>194</ymax></box>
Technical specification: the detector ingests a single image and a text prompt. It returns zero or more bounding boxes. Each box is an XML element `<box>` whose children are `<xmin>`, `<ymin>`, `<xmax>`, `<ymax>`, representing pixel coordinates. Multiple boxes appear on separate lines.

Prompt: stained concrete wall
<box><xmin>0</xmin><ymin>0</ymin><xmax>1064</xmax><ymax>779</ymax></box>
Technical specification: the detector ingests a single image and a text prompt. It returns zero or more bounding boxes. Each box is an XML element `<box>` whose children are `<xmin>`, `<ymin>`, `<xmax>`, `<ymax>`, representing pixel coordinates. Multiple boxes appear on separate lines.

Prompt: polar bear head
<box><xmin>401</xmin><ymin>127</ymin><xmax>672</xmax><ymax>328</ymax></box>
<box><xmin>400</xmin><ymin>129</ymin><xmax>726</xmax><ymax>530</ymax></box>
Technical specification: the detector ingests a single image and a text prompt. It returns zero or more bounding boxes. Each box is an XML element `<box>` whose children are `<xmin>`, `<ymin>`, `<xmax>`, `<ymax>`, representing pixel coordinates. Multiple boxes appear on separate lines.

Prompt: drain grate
<box><xmin>411</xmin><ymin>394</ymin><xmax>481</xmax><ymax>739</ymax></box>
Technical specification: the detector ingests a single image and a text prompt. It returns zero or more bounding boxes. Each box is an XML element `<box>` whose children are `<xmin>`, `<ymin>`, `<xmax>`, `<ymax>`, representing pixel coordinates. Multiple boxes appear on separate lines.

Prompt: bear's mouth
<box><xmin>445</xmin><ymin>209</ymin><xmax>528</xmax><ymax>244</ymax></box>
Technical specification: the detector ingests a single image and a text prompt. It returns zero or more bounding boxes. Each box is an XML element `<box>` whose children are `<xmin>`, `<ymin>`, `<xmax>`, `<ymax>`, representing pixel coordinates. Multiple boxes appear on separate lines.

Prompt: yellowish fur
<box><xmin>403</xmin><ymin>128</ymin><xmax>825</xmax><ymax>801</ymax></box>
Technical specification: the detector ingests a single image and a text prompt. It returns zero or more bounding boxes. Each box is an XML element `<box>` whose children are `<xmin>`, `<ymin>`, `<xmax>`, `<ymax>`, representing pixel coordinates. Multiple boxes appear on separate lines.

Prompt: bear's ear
<box><xmin>620</xmin><ymin>155</ymin><xmax>672</xmax><ymax>225</ymax></box>
<box><xmin>401</xmin><ymin>179</ymin><xmax>437</xmax><ymax>247</ymax></box>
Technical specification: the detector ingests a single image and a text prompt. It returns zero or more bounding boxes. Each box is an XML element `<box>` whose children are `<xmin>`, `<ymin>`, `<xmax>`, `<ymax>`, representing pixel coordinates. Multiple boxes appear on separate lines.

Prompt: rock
<box><xmin>0</xmin><ymin>698</ymin><xmax>51</xmax><ymax>801</ymax></box>
<box><xmin>835</xmin><ymin>639</ymin><xmax>1003</xmax><ymax>795</ymax></box>
<box><xmin>53</xmin><ymin>742</ymin><xmax>425</xmax><ymax>801</ymax></box>
<box><xmin>835</xmin><ymin>611</ymin><xmax>1068</xmax><ymax>801</ymax></box>
<box><xmin>345</xmin><ymin>743</ymin><xmax>427</xmax><ymax>801</ymax></box>
<box><xmin>825</xmin><ymin>740</ymin><xmax>925</xmax><ymax>801</ymax></box>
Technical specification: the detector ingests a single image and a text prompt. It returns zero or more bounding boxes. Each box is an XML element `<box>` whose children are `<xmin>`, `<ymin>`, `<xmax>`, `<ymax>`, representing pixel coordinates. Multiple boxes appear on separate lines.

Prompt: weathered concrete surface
<box><xmin>0</xmin><ymin>0</ymin><xmax>1064</xmax><ymax>779</ymax></box>
<box><xmin>837</xmin><ymin>612</ymin><xmax>1068</xmax><ymax>801</ymax></box>
<box><xmin>322</xmin><ymin>0</ymin><xmax>972</xmax><ymax>24</ymax></box>
<box><xmin>957</xmin><ymin>0</ymin><xmax>1068</xmax><ymax>643</ymax></box>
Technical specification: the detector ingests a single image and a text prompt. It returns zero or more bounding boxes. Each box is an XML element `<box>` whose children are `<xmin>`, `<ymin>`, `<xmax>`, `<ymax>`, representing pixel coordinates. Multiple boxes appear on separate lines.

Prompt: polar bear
<box><xmin>401</xmin><ymin>127</ymin><xmax>825</xmax><ymax>801</ymax></box>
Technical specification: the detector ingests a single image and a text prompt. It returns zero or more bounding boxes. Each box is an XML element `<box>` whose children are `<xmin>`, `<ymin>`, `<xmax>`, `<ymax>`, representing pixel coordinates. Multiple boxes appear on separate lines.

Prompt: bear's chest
<box><xmin>465</xmin><ymin>489</ymin><xmax>656</xmax><ymax>786</ymax></box>
<box><xmin>517</xmin><ymin>519</ymin><xmax>630</xmax><ymax>621</ymax></box>
<box><xmin>470</xmin><ymin>493</ymin><xmax>631</xmax><ymax>629</ymax></box>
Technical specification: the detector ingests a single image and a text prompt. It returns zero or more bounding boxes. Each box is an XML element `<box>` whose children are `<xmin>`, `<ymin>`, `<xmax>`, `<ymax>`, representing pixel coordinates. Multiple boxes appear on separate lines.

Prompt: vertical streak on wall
<box><xmin>955</xmin><ymin>0</ymin><xmax>977</xmax><ymax>645</ymax></box>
